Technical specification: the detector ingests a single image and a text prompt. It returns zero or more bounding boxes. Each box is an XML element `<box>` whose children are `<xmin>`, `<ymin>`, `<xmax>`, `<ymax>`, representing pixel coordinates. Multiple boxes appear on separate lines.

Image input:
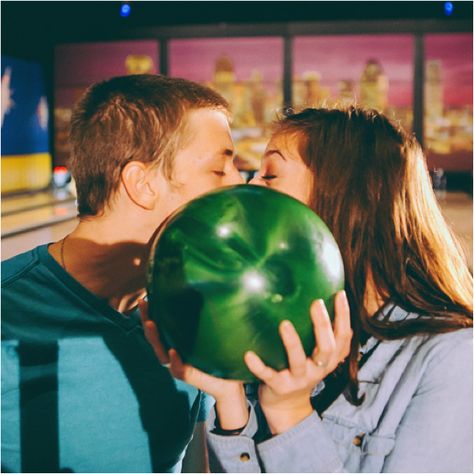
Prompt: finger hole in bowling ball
<box><xmin>263</xmin><ymin>258</ymin><xmax>297</xmax><ymax>300</ymax></box>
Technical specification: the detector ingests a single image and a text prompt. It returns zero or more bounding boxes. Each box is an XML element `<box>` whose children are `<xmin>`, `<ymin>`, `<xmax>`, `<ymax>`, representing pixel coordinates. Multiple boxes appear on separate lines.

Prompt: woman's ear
<box><xmin>121</xmin><ymin>161</ymin><xmax>159</xmax><ymax>210</ymax></box>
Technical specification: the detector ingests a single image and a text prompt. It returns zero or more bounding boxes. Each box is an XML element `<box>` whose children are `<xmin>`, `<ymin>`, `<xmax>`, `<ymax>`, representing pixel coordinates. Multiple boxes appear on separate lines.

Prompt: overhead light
<box><xmin>120</xmin><ymin>2</ymin><xmax>131</xmax><ymax>18</ymax></box>
<box><xmin>444</xmin><ymin>2</ymin><xmax>454</xmax><ymax>16</ymax></box>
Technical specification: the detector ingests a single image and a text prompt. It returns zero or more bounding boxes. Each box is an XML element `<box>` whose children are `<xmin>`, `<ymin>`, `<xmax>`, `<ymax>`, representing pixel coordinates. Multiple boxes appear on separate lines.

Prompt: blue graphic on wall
<box><xmin>1</xmin><ymin>55</ymin><xmax>49</xmax><ymax>156</ymax></box>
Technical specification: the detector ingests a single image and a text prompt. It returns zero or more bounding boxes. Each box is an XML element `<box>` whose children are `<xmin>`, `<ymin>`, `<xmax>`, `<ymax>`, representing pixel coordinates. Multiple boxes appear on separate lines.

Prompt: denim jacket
<box><xmin>206</xmin><ymin>305</ymin><xmax>473</xmax><ymax>472</ymax></box>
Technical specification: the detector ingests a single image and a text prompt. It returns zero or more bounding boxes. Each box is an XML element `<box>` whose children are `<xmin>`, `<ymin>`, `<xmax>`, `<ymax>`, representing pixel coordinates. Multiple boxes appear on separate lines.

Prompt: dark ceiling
<box><xmin>2</xmin><ymin>1</ymin><xmax>473</xmax><ymax>59</ymax></box>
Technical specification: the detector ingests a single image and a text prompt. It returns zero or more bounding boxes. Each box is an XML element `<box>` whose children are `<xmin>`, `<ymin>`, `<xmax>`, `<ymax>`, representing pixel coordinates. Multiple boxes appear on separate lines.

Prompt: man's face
<box><xmin>158</xmin><ymin>108</ymin><xmax>244</xmax><ymax>218</ymax></box>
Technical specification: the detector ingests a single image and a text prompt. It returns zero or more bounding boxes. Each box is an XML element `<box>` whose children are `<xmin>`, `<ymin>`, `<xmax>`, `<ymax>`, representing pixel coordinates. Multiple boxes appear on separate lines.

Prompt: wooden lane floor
<box><xmin>2</xmin><ymin>188</ymin><xmax>76</xmax><ymax>216</ymax></box>
<box><xmin>438</xmin><ymin>192</ymin><xmax>473</xmax><ymax>272</ymax></box>
<box><xmin>2</xmin><ymin>188</ymin><xmax>78</xmax><ymax>260</ymax></box>
<box><xmin>2</xmin><ymin>199</ymin><xmax>77</xmax><ymax>238</ymax></box>
<box><xmin>2</xmin><ymin>218</ymin><xmax>77</xmax><ymax>261</ymax></box>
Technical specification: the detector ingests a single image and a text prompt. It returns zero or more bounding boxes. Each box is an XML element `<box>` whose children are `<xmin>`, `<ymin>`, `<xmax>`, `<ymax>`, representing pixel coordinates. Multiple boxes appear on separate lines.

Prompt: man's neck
<box><xmin>49</xmin><ymin>217</ymin><xmax>155</xmax><ymax>313</ymax></box>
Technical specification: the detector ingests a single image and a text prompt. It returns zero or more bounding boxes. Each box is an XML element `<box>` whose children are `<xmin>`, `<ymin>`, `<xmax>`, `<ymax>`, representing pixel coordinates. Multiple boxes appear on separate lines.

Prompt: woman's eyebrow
<box><xmin>263</xmin><ymin>149</ymin><xmax>287</xmax><ymax>161</ymax></box>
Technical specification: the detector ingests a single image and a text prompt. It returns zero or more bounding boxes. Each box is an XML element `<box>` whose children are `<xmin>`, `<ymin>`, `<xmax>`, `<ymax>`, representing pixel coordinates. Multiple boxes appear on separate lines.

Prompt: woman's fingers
<box><xmin>169</xmin><ymin>349</ymin><xmax>212</xmax><ymax>389</ymax></box>
<box><xmin>168</xmin><ymin>348</ymin><xmax>186</xmax><ymax>378</ymax></box>
<box><xmin>310</xmin><ymin>299</ymin><xmax>336</xmax><ymax>367</ymax></box>
<box><xmin>169</xmin><ymin>348</ymin><xmax>209</xmax><ymax>387</ymax></box>
<box><xmin>138</xmin><ymin>298</ymin><xmax>150</xmax><ymax>324</ymax></box>
<box><xmin>138</xmin><ymin>299</ymin><xmax>170</xmax><ymax>364</ymax></box>
<box><xmin>169</xmin><ymin>349</ymin><xmax>241</xmax><ymax>396</ymax></box>
<box><xmin>244</xmin><ymin>351</ymin><xmax>278</xmax><ymax>386</ymax></box>
<box><xmin>333</xmin><ymin>290</ymin><xmax>353</xmax><ymax>361</ymax></box>
<box><xmin>144</xmin><ymin>321</ymin><xmax>170</xmax><ymax>364</ymax></box>
<box><xmin>279</xmin><ymin>320</ymin><xmax>307</xmax><ymax>378</ymax></box>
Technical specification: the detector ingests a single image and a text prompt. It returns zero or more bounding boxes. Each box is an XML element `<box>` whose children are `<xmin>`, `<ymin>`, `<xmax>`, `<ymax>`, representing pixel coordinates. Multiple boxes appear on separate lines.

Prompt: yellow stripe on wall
<box><xmin>1</xmin><ymin>153</ymin><xmax>52</xmax><ymax>194</ymax></box>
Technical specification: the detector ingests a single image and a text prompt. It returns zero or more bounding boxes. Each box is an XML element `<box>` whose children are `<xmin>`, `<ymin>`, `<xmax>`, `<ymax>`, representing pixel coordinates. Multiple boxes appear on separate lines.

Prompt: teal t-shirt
<box><xmin>1</xmin><ymin>244</ymin><xmax>213</xmax><ymax>473</ymax></box>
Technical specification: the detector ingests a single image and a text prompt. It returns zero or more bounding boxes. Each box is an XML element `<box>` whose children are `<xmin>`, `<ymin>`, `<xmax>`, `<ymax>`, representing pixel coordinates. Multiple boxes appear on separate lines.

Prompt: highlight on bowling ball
<box><xmin>147</xmin><ymin>185</ymin><xmax>345</xmax><ymax>381</ymax></box>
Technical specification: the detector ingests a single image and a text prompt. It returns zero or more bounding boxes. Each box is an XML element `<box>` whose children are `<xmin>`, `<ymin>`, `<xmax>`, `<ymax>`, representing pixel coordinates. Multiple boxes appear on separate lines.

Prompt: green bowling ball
<box><xmin>147</xmin><ymin>185</ymin><xmax>345</xmax><ymax>381</ymax></box>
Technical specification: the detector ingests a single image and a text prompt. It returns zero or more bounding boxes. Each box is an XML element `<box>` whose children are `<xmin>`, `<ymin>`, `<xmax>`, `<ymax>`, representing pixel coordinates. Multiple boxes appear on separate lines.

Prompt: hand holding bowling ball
<box><xmin>147</xmin><ymin>185</ymin><xmax>345</xmax><ymax>381</ymax></box>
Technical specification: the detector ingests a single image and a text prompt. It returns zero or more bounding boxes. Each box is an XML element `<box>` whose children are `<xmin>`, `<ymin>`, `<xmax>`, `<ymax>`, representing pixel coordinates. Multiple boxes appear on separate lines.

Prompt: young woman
<box><xmin>142</xmin><ymin>107</ymin><xmax>473</xmax><ymax>472</ymax></box>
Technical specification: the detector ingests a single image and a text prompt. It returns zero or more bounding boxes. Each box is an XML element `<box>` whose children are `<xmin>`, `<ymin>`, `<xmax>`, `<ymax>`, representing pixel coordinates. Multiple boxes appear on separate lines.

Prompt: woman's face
<box><xmin>249</xmin><ymin>133</ymin><xmax>313</xmax><ymax>205</ymax></box>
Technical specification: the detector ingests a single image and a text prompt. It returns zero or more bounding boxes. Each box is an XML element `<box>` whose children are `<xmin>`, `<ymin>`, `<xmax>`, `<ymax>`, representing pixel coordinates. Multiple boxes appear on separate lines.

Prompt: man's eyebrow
<box><xmin>264</xmin><ymin>149</ymin><xmax>287</xmax><ymax>161</ymax></box>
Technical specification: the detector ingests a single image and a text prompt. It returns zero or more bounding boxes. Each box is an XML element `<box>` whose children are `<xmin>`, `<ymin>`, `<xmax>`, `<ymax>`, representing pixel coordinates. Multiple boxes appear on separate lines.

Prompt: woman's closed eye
<box><xmin>213</xmin><ymin>170</ymin><xmax>226</xmax><ymax>176</ymax></box>
<box><xmin>261</xmin><ymin>174</ymin><xmax>277</xmax><ymax>180</ymax></box>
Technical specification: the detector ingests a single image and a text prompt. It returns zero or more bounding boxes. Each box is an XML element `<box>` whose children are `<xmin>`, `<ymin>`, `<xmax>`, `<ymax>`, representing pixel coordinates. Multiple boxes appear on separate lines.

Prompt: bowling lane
<box><xmin>2</xmin><ymin>200</ymin><xmax>77</xmax><ymax>238</ymax></box>
<box><xmin>2</xmin><ymin>188</ymin><xmax>78</xmax><ymax>260</ymax></box>
<box><xmin>438</xmin><ymin>192</ymin><xmax>473</xmax><ymax>272</ymax></box>
<box><xmin>2</xmin><ymin>188</ymin><xmax>76</xmax><ymax>216</ymax></box>
<box><xmin>2</xmin><ymin>218</ymin><xmax>78</xmax><ymax>261</ymax></box>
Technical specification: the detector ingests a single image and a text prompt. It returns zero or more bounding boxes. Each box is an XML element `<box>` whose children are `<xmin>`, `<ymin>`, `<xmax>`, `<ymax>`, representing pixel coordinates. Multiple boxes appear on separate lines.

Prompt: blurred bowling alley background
<box><xmin>1</xmin><ymin>2</ymin><xmax>472</xmax><ymax>270</ymax></box>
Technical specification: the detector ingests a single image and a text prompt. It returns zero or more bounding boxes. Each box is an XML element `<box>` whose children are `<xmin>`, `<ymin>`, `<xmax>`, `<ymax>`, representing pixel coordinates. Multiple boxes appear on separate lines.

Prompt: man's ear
<box><xmin>121</xmin><ymin>161</ymin><xmax>159</xmax><ymax>210</ymax></box>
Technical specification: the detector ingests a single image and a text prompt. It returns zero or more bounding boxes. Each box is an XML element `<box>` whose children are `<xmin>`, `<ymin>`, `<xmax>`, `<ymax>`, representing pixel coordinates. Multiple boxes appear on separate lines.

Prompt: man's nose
<box><xmin>226</xmin><ymin>167</ymin><xmax>245</xmax><ymax>185</ymax></box>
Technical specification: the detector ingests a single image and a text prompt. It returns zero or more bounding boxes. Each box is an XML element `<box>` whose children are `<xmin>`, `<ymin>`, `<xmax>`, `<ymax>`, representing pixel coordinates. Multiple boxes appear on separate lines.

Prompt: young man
<box><xmin>2</xmin><ymin>74</ymin><xmax>243</xmax><ymax>473</ymax></box>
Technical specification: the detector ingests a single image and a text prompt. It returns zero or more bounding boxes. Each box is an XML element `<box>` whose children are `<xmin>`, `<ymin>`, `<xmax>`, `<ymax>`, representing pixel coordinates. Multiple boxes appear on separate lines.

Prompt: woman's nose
<box><xmin>249</xmin><ymin>174</ymin><xmax>263</xmax><ymax>186</ymax></box>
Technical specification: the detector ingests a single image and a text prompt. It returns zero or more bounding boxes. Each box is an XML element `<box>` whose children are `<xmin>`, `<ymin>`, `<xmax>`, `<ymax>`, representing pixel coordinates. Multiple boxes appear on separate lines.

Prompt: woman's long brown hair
<box><xmin>275</xmin><ymin>107</ymin><xmax>472</xmax><ymax>403</ymax></box>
